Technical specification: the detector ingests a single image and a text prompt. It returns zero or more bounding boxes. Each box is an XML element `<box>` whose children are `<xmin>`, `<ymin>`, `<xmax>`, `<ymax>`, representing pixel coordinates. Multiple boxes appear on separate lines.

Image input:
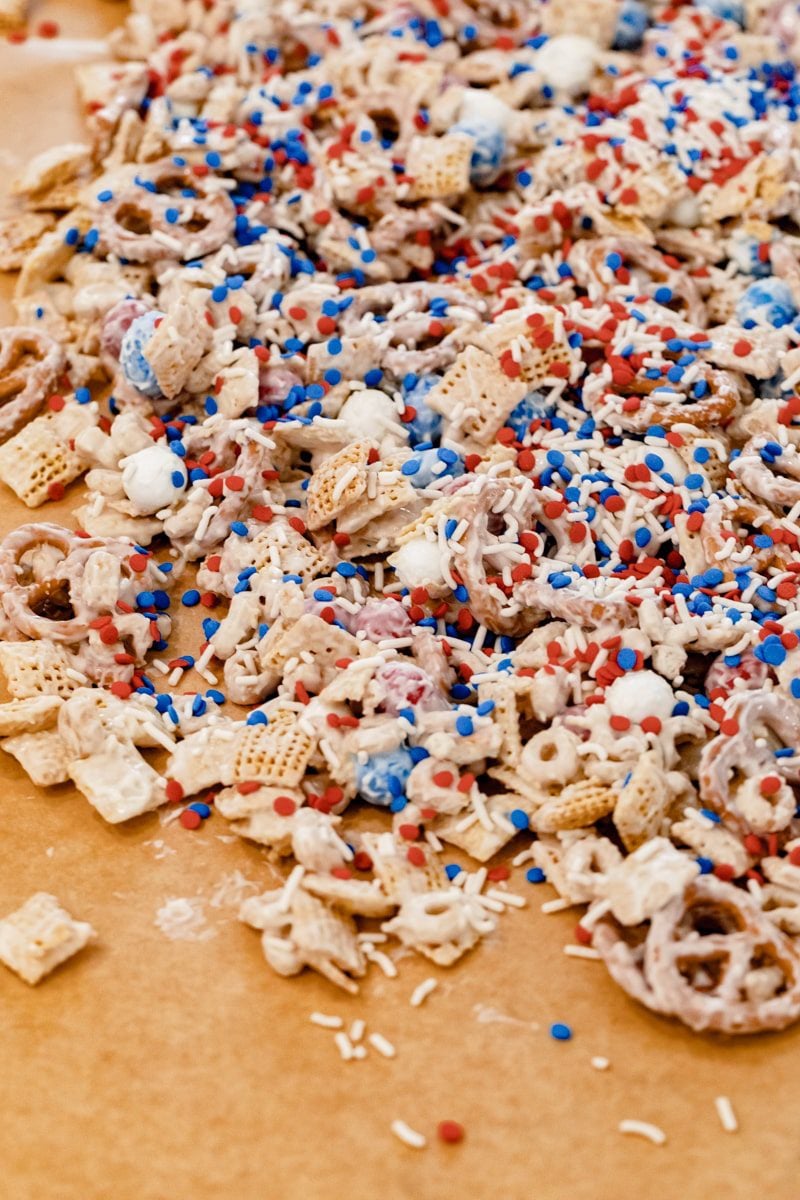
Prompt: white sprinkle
<box><xmin>541</xmin><ymin>897</ymin><xmax>575</xmax><ymax>914</ymax></box>
<box><xmin>714</xmin><ymin>1096</ymin><xmax>738</xmax><ymax>1133</ymax></box>
<box><xmin>486</xmin><ymin>888</ymin><xmax>526</xmax><ymax>909</ymax></box>
<box><xmin>410</xmin><ymin>977</ymin><xmax>438</xmax><ymax>1007</ymax></box>
<box><xmin>619</xmin><ymin>1120</ymin><xmax>667</xmax><ymax>1146</ymax></box>
<box><xmin>352</xmin><ymin>1044</ymin><xmax>368</xmax><ymax>1060</ymax></box>
<box><xmin>310</xmin><ymin>1012</ymin><xmax>343</xmax><ymax>1029</ymax></box>
<box><xmin>391</xmin><ymin>1120</ymin><xmax>426</xmax><ymax>1149</ymax></box>
<box><xmin>591</xmin><ymin>1056</ymin><xmax>610</xmax><ymax>1071</ymax></box>
<box><xmin>363</xmin><ymin>944</ymin><xmax>398</xmax><ymax>977</ymax></box>
<box><xmin>349</xmin><ymin>1018</ymin><xmax>366</xmax><ymax>1043</ymax></box>
<box><xmin>334</xmin><ymin>1032</ymin><xmax>354</xmax><ymax>1061</ymax></box>
<box><xmin>368</xmin><ymin>1032</ymin><xmax>396</xmax><ymax>1058</ymax></box>
<box><xmin>564</xmin><ymin>945</ymin><xmax>602</xmax><ymax>961</ymax></box>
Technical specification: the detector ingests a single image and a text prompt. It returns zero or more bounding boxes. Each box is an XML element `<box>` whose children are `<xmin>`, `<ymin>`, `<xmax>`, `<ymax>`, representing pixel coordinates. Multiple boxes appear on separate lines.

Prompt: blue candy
<box><xmin>694</xmin><ymin>0</ymin><xmax>744</xmax><ymax>24</ymax></box>
<box><xmin>612</xmin><ymin>0</ymin><xmax>648</xmax><ymax>49</ymax></box>
<box><xmin>403</xmin><ymin>374</ymin><xmax>443</xmax><ymax>444</ymax></box>
<box><xmin>451</xmin><ymin>114</ymin><xmax>506</xmax><ymax>185</ymax></box>
<box><xmin>728</xmin><ymin>232</ymin><xmax>771</xmax><ymax>277</ymax></box>
<box><xmin>736</xmin><ymin>279</ymin><xmax>798</xmax><ymax>329</ymax></box>
<box><xmin>119</xmin><ymin>310</ymin><xmax>164</xmax><ymax>397</ymax></box>
<box><xmin>355</xmin><ymin>746</ymin><xmax>414</xmax><ymax>807</ymax></box>
<box><xmin>402</xmin><ymin>446</ymin><xmax>464</xmax><ymax>488</ymax></box>
<box><xmin>506</xmin><ymin>391</ymin><xmax>555</xmax><ymax>438</ymax></box>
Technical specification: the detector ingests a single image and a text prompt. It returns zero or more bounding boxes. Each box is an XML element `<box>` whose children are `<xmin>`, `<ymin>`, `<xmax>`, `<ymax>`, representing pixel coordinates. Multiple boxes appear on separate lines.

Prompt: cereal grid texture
<box><xmin>3</xmin><ymin>0</ymin><xmax>800</xmax><ymax>1036</ymax></box>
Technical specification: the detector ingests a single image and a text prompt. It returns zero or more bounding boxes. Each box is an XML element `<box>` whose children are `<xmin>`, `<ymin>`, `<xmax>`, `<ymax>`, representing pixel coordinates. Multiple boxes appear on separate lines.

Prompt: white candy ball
<box><xmin>606</xmin><ymin>670</ymin><xmax>675</xmax><ymax>724</ymax></box>
<box><xmin>536</xmin><ymin>36</ymin><xmax>597</xmax><ymax>96</ymax></box>
<box><xmin>389</xmin><ymin>536</ymin><xmax>445</xmax><ymax>591</ymax></box>
<box><xmin>339</xmin><ymin>388</ymin><xmax>405</xmax><ymax>445</ymax></box>
<box><xmin>121</xmin><ymin>445</ymin><xmax>188</xmax><ymax>515</ymax></box>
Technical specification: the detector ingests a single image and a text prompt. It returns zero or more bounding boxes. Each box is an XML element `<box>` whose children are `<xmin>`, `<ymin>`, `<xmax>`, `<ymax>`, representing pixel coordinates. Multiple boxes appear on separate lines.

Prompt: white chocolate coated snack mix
<box><xmin>4</xmin><ymin>0</ymin><xmax>800</xmax><ymax>1036</ymax></box>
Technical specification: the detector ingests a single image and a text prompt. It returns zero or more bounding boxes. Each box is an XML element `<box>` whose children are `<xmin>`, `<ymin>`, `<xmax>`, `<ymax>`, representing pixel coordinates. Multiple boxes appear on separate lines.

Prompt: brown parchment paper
<box><xmin>1</xmin><ymin>6</ymin><xmax>799</xmax><ymax>1199</ymax></box>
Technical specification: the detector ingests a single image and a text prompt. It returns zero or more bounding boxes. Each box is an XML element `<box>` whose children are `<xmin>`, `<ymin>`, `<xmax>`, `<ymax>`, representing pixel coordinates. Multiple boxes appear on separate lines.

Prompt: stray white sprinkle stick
<box><xmin>334</xmin><ymin>1032</ymin><xmax>354</xmax><ymax>1061</ymax></box>
<box><xmin>310</xmin><ymin>1012</ymin><xmax>343</xmax><ymax>1029</ymax></box>
<box><xmin>541</xmin><ymin>898</ymin><xmax>574</xmax><ymax>914</ymax></box>
<box><xmin>368</xmin><ymin>1032</ymin><xmax>396</xmax><ymax>1059</ymax></box>
<box><xmin>410</xmin><ymin>978</ymin><xmax>438</xmax><ymax>1007</ymax></box>
<box><xmin>564</xmin><ymin>945</ymin><xmax>602</xmax><ymax>961</ymax></box>
<box><xmin>715</xmin><ymin>1096</ymin><xmax>738</xmax><ymax>1133</ymax></box>
<box><xmin>349</xmin><ymin>1018</ymin><xmax>365</xmax><ymax>1043</ymax></box>
<box><xmin>619</xmin><ymin>1120</ymin><xmax>667</xmax><ymax>1146</ymax></box>
<box><xmin>591</xmin><ymin>1056</ymin><xmax>610</xmax><ymax>1071</ymax></box>
<box><xmin>352</xmin><ymin>1045</ymin><xmax>367</xmax><ymax>1060</ymax></box>
<box><xmin>391</xmin><ymin>1120</ymin><xmax>426</xmax><ymax>1149</ymax></box>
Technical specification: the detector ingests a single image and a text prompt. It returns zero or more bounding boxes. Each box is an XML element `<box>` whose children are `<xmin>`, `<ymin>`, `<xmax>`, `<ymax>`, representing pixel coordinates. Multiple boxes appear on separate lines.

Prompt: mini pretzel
<box><xmin>0</xmin><ymin>327</ymin><xmax>65</xmax><ymax>442</ymax></box>
<box><xmin>571</xmin><ymin>236</ymin><xmax>706</xmax><ymax>326</ymax></box>
<box><xmin>595</xmin><ymin>876</ymin><xmax>800</xmax><ymax>1034</ymax></box>
<box><xmin>95</xmin><ymin>160</ymin><xmax>235</xmax><ymax>263</ymax></box>
<box><xmin>731</xmin><ymin>437</ymin><xmax>800</xmax><ymax>510</ymax></box>
<box><xmin>699</xmin><ymin>690</ymin><xmax>800</xmax><ymax>834</ymax></box>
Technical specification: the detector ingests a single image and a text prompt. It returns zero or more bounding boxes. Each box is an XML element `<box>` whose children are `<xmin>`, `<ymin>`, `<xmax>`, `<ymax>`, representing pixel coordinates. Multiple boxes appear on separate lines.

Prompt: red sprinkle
<box><xmin>180</xmin><ymin>809</ymin><xmax>202</xmax><ymax>830</ymax></box>
<box><xmin>437</xmin><ymin>1121</ymin><xmax>465</xmax><ymax>1144</ymax></box>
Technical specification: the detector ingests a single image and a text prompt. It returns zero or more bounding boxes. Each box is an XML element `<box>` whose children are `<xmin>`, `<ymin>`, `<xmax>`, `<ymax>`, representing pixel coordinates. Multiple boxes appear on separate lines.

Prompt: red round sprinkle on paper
<box><xmin>437</xmin><ymin>1121</ymin><xmax>464</xmax><ymax>1144</ymax></box>
<box><xmin>180</xmin><ymin>809</ymin><xmax>202</xmax><ymax>830</ymax></box>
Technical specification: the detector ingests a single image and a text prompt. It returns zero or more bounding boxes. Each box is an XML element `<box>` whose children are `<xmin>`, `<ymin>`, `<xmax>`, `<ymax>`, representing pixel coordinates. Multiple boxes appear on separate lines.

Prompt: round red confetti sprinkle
<box><xmin>165</xmin><ymin>779</ymin><xmax>184</xmax><ymax>803</ymax></box>
<box><xmin>640</xmin><ymin>716</ymin><xmax>662</xmax><ymax>734</ymax></box>
<box><xmin>237</xmin><ymin>781</ymin><xmax>261</xmax><ymax>794</ymax></box>
<box><xmin>575</xmin><ymin>924</ymin><xmax>593</xmax><ymax>945</ymax></box>
<box><xmin>353</xmin><ymin>851</ymin><xmax>373</xmax><ymax>872</ymax></box>
<box><xmin>226</xmin><ymin>474</ymin><xmax>244</xmax><ymax>492</ymax></box>
<box><xmin>99</xmin><ymin>624</ymin><xmax>120</xmax><ymax>645</ymax></box>
<box><xmin>714</xmin><ymin>863</ymin><xmax>735</xmax><ymax>882</ymax></box>
<box><xmin>487</xmin><ymin>865</ymin><xmax>510</xmax><ymax>882</ymax></box>
<box><xmin>47</xmin><ymin>482</ymin><xmax>65</xmax><ymax>501</ymax></box>
<box><xmin>789</xmin><ymin>848</ymin><xmax>800</xmax><ymax>867</ymax></box>
<box><xmin>109</xmin><ymin>682</ymin><xmax>132</xmax><ymax>699</ymax></box>
<box><xmin>37</xmin><ymin>20</ymin><xmax>60</xmax><ymax>37</ymax></box>
<box><xmin>180</xmin><ymin>809</ymin><xmax>202</xmax><ymax>830</ymax></box>
<box><xmin>744</xmin><ymin>834</ymin><xmax>764</xmax><ymax>856</ymax></box>
<box><xmin>398</xmin><ymin>823</ymin><xmax>420</xmax><ymax>841</ymax></box>
<box><xmin>273</xmin><ymin>795</ymin><xmax>297</xmax><ymax>816</ymax></box>
<box><xmin>48</xmin><ymin>394</ymin><xmax>65</xmax><ymax>411</ymax></box>
<box><xmin>437</xmin><ymin>1121</ymin><xmax>465</xmax><ymax>1144</ymax></box>
<box><xmin>288</xmin><ymin>517</ymin><xmax>306</xmax><ymax>534</ymax></box>
<box><xmin>331</xmin><ymin>866</ymin><xmax>352</xmax><ymax>880</ymax></box>
<box><xmin>406</xmin><ymin>845</ymin><xmax>426</xmax><ymax>867</ymax></box>
<box><xmin>433</xmin><ymin>771</ymin><xmax>454</xmax><ymax>788</ymax></box>
<box><xmin>760</xmin><ymin>775</ymin><xmax>781</xmax><ymax>796</ymax></box>
<box><xmin>129</xmin><ymin>553</ymin><xmax>149</xmax><ymax>572</ymax></box>
<box><xmin>733</xmin><ymin>339</ymin><xmax>752</xmax><ymax>357</ymax></box>
<box><xmin>609</xmin><ymin>714</ymin><xmax>630</xmax><ymax>732</ymax></box>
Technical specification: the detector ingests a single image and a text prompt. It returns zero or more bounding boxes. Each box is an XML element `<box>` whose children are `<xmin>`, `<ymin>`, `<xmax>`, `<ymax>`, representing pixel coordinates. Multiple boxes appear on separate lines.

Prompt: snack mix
<box><xmin>5</xmin><ymin>0</ymin><xmax>800</xmax><ymax>1033</ymax></box>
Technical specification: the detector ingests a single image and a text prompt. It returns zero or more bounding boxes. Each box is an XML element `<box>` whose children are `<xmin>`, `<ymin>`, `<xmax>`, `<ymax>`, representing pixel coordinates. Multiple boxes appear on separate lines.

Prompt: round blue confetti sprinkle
<box><xmin>550</xmin><ymin>1023</ymin><xmax>572</xmax><ymax>1041</ymax></box>
<box><xmin>509</xmin><ymin>809</ymin><xmax>529</xmax><ymax>830</ymax></box>
<box><xmin>181</xmin><ymin>590</ymin><xmax>200</xmax><ymax>607</ymax></box>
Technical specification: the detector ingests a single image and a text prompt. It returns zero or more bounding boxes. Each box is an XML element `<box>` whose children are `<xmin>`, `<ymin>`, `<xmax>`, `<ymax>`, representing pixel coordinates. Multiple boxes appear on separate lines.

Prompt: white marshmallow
<box><xmin>535</xmin><ymin>36</ymin><xmax>597</xmax><ymax>96</ymax></box>
<box><xmin>605</xmin><ymin>670</ymin><xmax>675</xmax><ymax>724</ymax></box>
<box><xmin>121</xmin><ymin>445</ymin><xmax>188</xmax><ymax>516</ymax></box>
<box><xmin>339</xmin><ymin>389</ymin><xmax>405</xmax><ymax>447</ymax></box>
<box><xmin>389</xmin><ymin>537</ymin><xmax>446</xmax><ymax>591</ymax></box>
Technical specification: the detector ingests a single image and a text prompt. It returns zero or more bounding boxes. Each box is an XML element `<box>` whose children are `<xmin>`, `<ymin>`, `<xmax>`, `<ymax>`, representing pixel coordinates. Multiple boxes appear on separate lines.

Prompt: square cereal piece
<box><xmin>0</xmin><ymin>402</ymin><xmax>97</xmax><ymax>508</ymax></box>
<box><xmin>0</xmin><ymin>213</ymin><xmax>56</xmax><ymax>273</ymax></box>
<box><xmin>405</xmin><ymin>133</ymin><xmax>473</xmax><ymax>200</ymax></box>
<box><xmin>1</xmin><ymin>729</ymin><xmax>73</xmax><ymax>787</ymax></box>
<box><xmin>0</xmin><ymin>695</ymin><xmax>63</xmax><ymax>736</ymax></box>
<box><xmin>0</xmin><ymin>893</ymin><xmax>94</xmax><ymax>985</ymax></box>
<box><xmin>0</xmin><ymin>641</ymin><xmax>81</xmax><ymax>700</ymax></box>
<box><xmin>69</xmin><ymin>745</ymin><xmax>166</xmax><ymax>824</ymax></box>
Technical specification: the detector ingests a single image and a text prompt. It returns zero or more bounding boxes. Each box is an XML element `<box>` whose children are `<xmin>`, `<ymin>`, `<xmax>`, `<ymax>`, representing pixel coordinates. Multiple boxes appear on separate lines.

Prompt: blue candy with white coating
<box><xmin>451</xmin><ymin>92</ymin><xmax>510</xmax><ymax>186</ymax></box>
<box><xmin>694</xmin><ymin>0</ymin><xmax>745</xmax><ymax>24</ymax></box>
<box><xmin>119</xmin><ymin>310</ymin><xmax>164</xmax><ymax>397</ymax></box>
<box><xmin>401</xmin><ymin>446</ymin><xmax>464</xmax><ymax>488</ymax></box>
<box><xmin>736</xmin><ymin>279</ymin><xmax>798</xmax><ymax>328</ymax></box>
<box><xmin>403</xmin><ymin>374</ymin><xmax>443</xmax><ymax>445</ymax></box>
<box><xmin>612</xmin><ymin>0</ymin><xmax>648</xmax><ymax>49</ymax></box>
<box><xmin>507</xmin><ymin>392</ymin><xmax>555</xmax><ymax>439</ymax></box>
<box><xmin>355</xmin><ymin>746</ymin><xmax>414</xmax><ymax>807</ymax></box>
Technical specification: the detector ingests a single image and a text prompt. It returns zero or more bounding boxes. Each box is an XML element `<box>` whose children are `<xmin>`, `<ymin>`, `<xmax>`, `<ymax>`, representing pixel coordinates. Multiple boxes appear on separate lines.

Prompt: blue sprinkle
<box><xmin>617</xmin><ymin>647</ymin><xmax>637</xmax><ymax>670</ymax></box>
<box><xmin>509</xmin><ymin>809</ymin><xmax>529</xmax><ymax>830</ymax></box>
<box><xmin>550</xmin><ymin>1023</ymin><xmax>572</xmax><ymax>1041</ymax></box>
<box><xmin>699</xmin><ymin>808</ymin><xmax>721</xmax><ymax>824</ymax></box>
<box><xmin>181</xmin><ymin>590</ymin><xmax>200</xmax><ymax>607</ymax></box>
<box><xmin>456</xmin><ymin>715</ymin><xmax>474</xmax><ymax>737</ymax></box>
<box><xmin>189</xmin><ymin>802</ymin><xmax>212</xmax><ymax>819</ymax></box>
<box><xmin>526</xmin><ymin>867</ymin><xmax>546</xmax><ymax>884</ymax></box>
<box><xmin>246</xmin><ymin>710</ymin><xmax>268</xmax><ymax>726</ymax></box>
<box><xmin>445</xmin><ymin>863</ymin><xmax>463</xmax><ymax>881</ymax></box>
<box><xmin>696</xmin><ymin>856</ymin><xmax>714</xmax><ymax>874</ymax></box>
